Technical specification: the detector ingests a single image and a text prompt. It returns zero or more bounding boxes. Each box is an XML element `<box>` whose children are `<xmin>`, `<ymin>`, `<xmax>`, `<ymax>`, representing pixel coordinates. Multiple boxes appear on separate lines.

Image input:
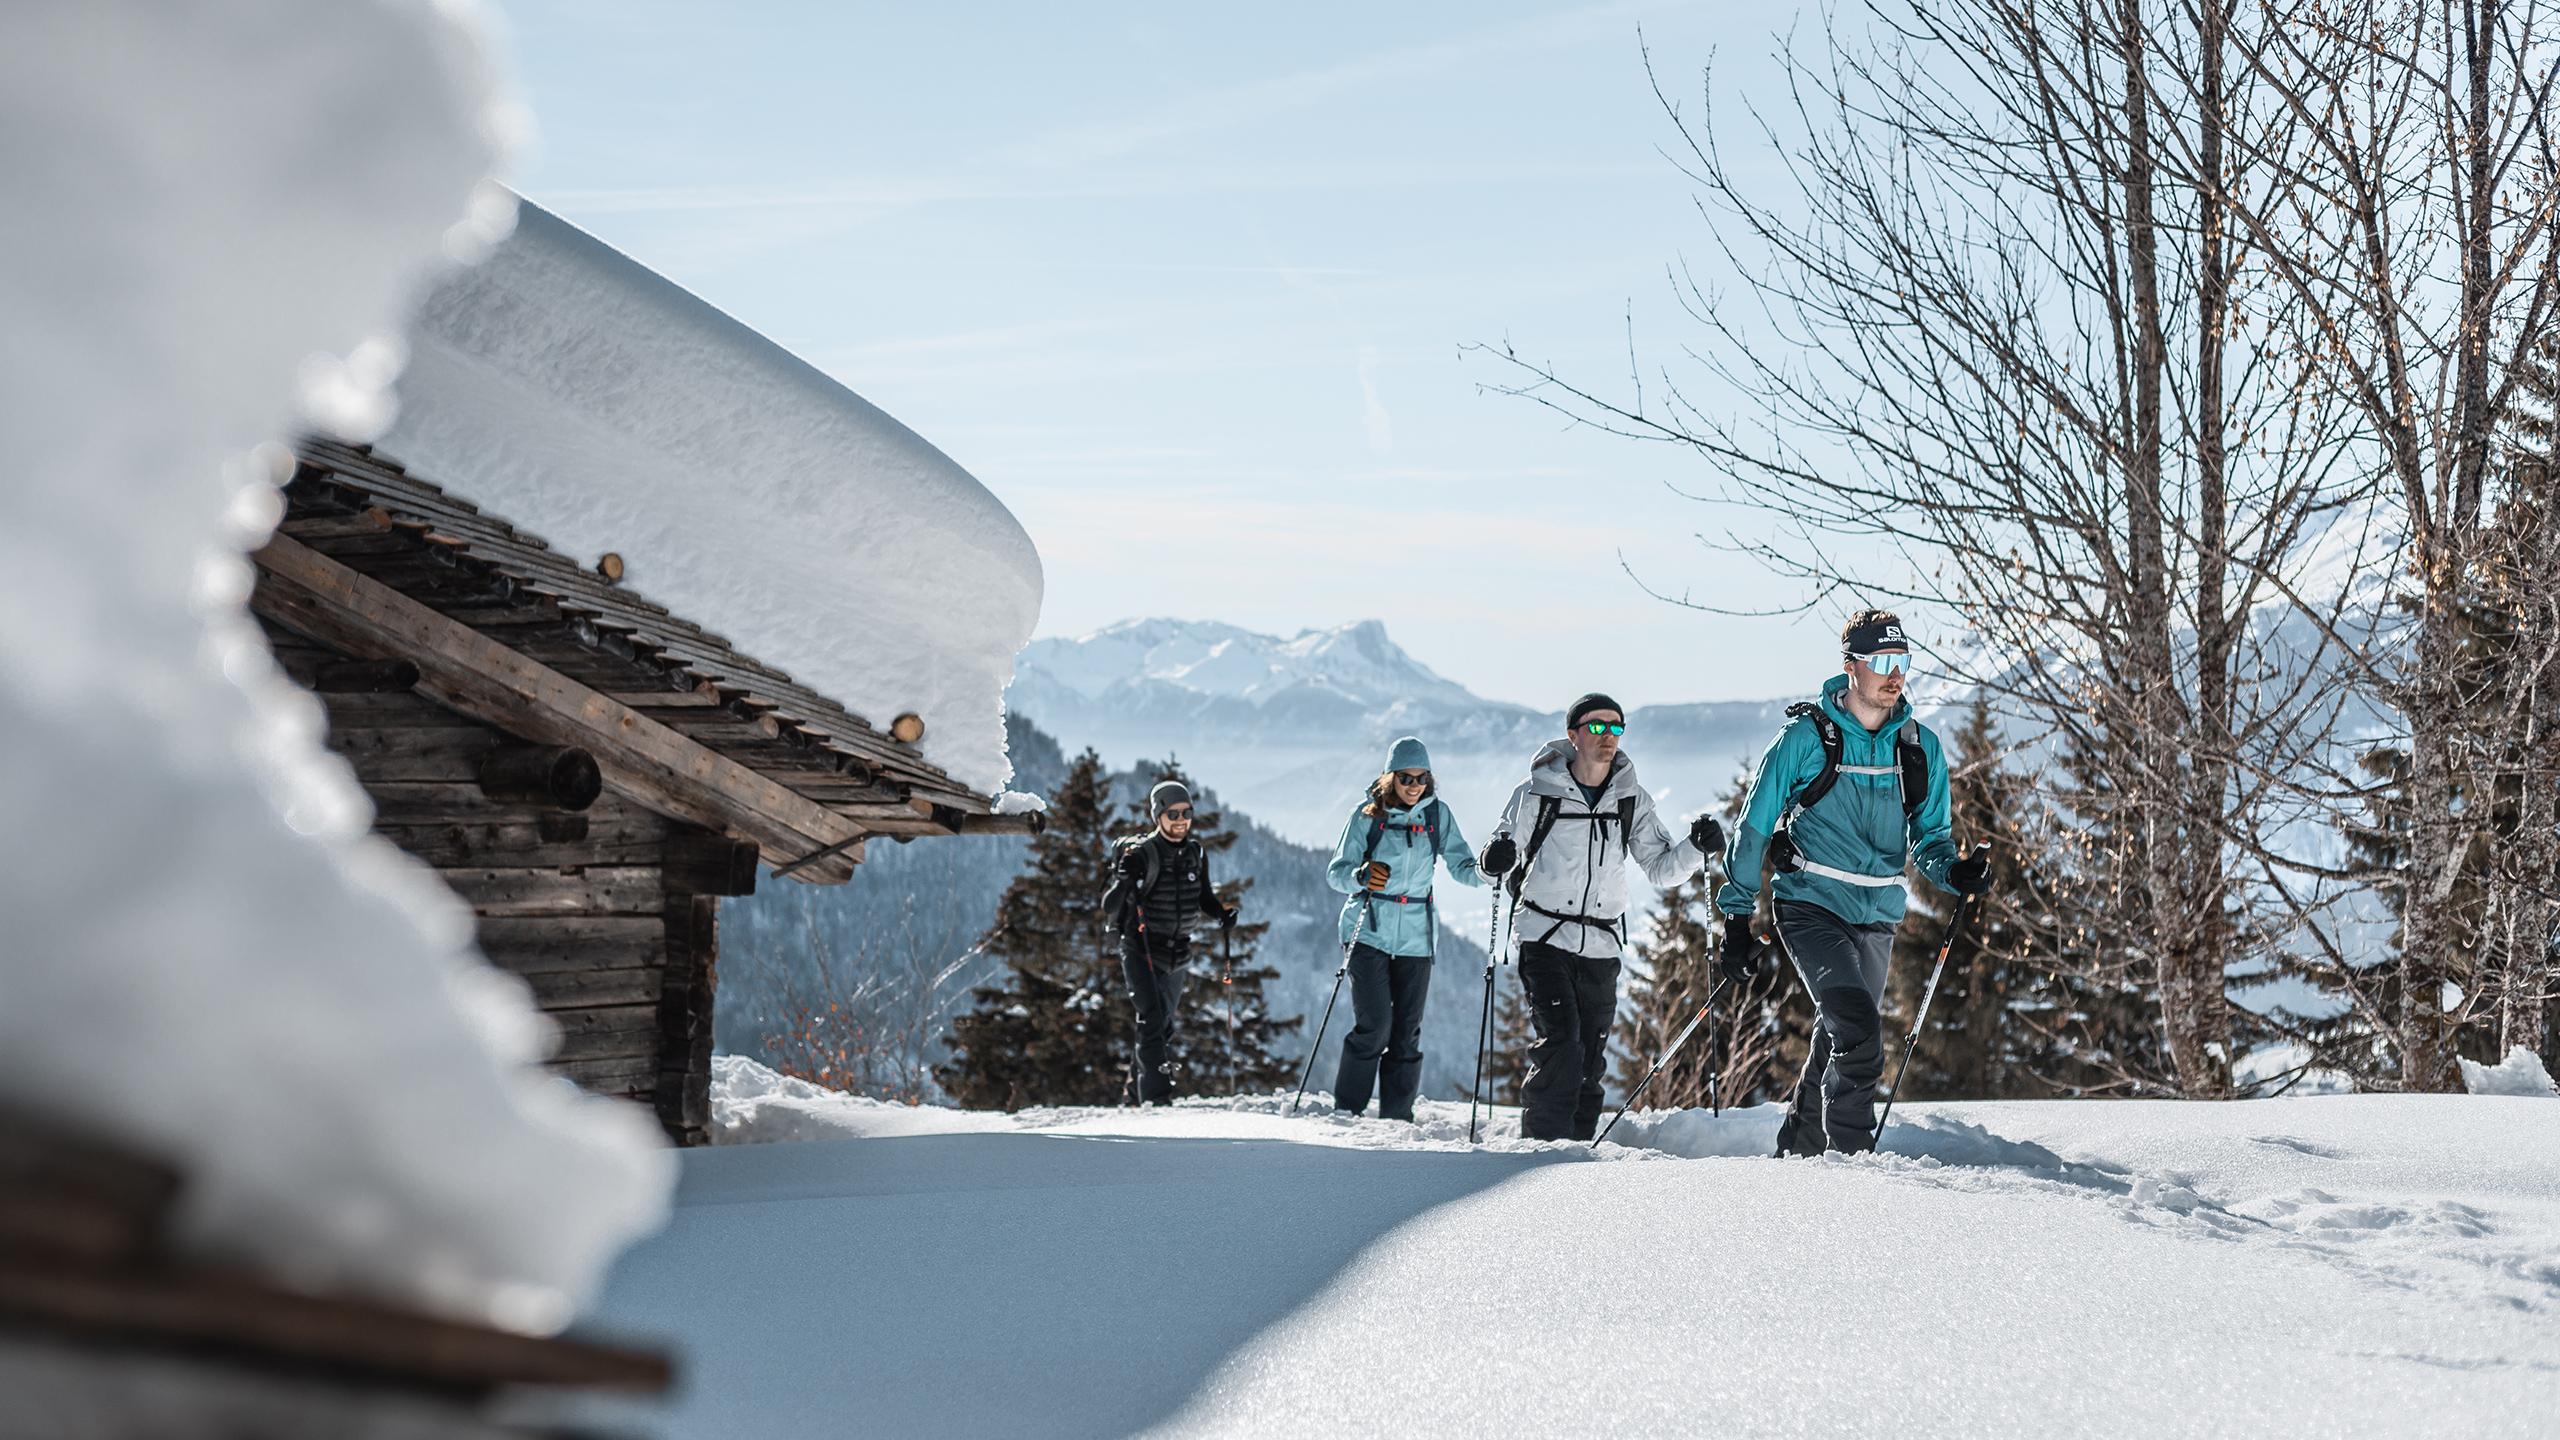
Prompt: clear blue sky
<box><xmin>492</xmin><ymin>0</ymin><xmax>1866</xmax><ymax>709</ymax></box>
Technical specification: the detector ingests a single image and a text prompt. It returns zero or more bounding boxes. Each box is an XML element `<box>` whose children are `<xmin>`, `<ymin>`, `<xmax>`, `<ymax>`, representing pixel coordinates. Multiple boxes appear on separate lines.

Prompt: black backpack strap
<box><xmin>1782</xmin><ymin>701</ymin><xmax>1845</xmax><ymax>822</ymax></box>
<box><xmin>1509</xmin><ymin>793</ymin><xmax>1566</xmax><ymax>899</ymax></box>
<box><xmin>1616</xmin><ymin>794</ymin><xmax>1636</xmax><ymax>849</ymax></box>
<box><xmin>1896</xmin><ymin>721</ymin><xmax>1930</xmax><ymax>819</ymax></box>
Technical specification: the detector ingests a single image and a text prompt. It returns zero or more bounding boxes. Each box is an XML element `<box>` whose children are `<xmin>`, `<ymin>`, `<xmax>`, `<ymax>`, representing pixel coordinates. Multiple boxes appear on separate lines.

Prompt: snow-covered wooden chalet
<box><xmin>248</xmin><ymin>201</ymin><xmax>1045</xmax><ymax>1146</ymax></box>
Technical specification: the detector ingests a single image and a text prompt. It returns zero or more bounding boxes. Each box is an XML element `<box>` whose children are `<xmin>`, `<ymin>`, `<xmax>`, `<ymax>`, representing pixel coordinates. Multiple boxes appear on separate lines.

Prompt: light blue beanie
<box><xmin>1386</xmin><ymin>736</ymin><xmax>1431</xmax><ymax>772</ymax></box>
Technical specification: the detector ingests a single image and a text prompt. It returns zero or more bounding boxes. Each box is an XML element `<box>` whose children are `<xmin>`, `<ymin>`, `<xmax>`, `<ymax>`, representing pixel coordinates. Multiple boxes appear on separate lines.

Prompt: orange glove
<box><xmin>1362</xmin><ymin>860</ymin><xmax>1391</xmax><ymax>892</ymax></box>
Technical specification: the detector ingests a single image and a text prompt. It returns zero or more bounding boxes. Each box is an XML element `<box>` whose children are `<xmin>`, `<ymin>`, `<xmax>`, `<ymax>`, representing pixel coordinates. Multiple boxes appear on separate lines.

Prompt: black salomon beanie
<box><xmin>1567</xmin><ymin>693</ymin><xmax>1623</xmax><ymax>729</ymax></box>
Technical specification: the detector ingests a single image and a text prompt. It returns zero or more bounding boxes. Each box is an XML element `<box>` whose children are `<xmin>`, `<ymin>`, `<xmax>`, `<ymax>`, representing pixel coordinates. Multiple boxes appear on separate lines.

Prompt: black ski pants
<box><xmin>1517</xmin><ymin>940</ymin><xmax>1621</xmax><ymax>1141</ymax></box>
<box><xmin>1333</xmin><ymin>943</ymin><xmax>1432</xmax><ymax>1120</ymax></box>
<box><xmin>1775</xmin><ymin>900</ymin><xmax>1897</xmax><ymax>1154</ymax></box>
<box><xmin>1120</xmin><ymin>931</ymin><xmax>1189</xmax><ymax>1105</ymax></box>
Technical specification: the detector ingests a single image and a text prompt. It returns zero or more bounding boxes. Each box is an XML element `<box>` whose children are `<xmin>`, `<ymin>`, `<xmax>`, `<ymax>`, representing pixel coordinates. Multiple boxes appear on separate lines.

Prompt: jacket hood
<box><xmin>1820</xmin><ymin>671</ymin><xmax>1912</xmax><ymax>731</ymax></box>
<box><xmin>1527</xmin><ymin>737</ymin><xmax>1639</xmax><ymax>797</ymax></box>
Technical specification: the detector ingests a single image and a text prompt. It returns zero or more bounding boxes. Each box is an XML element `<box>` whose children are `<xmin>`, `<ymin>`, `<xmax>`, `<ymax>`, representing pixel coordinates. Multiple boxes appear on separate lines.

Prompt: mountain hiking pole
<box><xmin>1594</xmin><ymin>972</ymin><xmax>1736</xmax><ymax>1149</ymax></box>
<box><xmin>1291</xmin><ymin>948</ymin><xmax>1352</xmax><ymax>1115</ymax></box>
<box><xmin>1468</xmin><ymin>885</ymin><xmax>1514</xmax><ymax>1143</ymax></box>
<box><xmin>1216</xmin><ymin>926</ymin><xmax>1237</xmax><ymax>1093</ymax></box>
<box><xmin>1875</xmin><ymin>842</ymin><xmax>1994</xmax><ymax>1138</ymax></box>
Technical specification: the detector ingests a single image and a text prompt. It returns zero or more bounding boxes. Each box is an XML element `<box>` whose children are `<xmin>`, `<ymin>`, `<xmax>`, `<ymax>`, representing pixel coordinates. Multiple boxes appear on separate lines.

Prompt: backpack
<box><xmin>1355</xmin><ymin>799</ymin><xmax>1446</xmax><ymax>948</ymax></box>
<box><xmin>1779</xmin><ymin>699</ymin><xmax>1930</xmax><ymax>827</ymax></box>
<box><xmin>1508</xmin><ymin>790</ymin><xmax>1638</xmax><ymax>900</ymax></box>
<box><xmin>1102</xmin><ymin>832</ymin><xmax>1188</xmax><ymax>936</ymax></box>
<box><xmin>1506</xmin><ymin>788</ymin><xmax>1642</xmax><ymax>948</ymax></box>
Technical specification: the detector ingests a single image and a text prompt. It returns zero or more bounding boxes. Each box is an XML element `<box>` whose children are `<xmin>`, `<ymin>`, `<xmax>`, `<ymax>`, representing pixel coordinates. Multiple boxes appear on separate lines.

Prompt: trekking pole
<box><xmin>1468</xmin><ymin>885</ymin><xmax>1510</xmax><ymax>1143</ymax></box>
<box><xmin>1221</xmin><ymin>926</ymin><xmax>1238</xmax><ymax>1094</ymax></box>
<box><xmin>1875</xmin><ymin>842</ymin><xmax>1993</xmax><ymax>1138</ymax></box>
<box><xmin>1290</xmin><ymin>949</ymin><xmax>1352</xmax><ymax>1115</ymax></box>
<box><xmin>1594</xmin><ymin>972</ymin><xmax>1736</xmax><ymax>1149</ymax></box>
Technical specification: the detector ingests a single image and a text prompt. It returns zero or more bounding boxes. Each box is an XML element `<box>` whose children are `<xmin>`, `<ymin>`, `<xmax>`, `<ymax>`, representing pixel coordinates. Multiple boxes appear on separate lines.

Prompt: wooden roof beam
<box><xmin>252</xmin><ymin>535</ymin><xmax>865</xmax><ymax>883</ymax></box>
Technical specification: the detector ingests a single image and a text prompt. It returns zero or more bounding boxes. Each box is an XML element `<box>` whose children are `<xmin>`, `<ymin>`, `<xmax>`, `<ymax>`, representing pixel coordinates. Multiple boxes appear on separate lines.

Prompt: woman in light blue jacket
<box><xmin>1324</xmin><ymin>736</ymin><xmax>1484</xmax><ymax>1121</ymax></box>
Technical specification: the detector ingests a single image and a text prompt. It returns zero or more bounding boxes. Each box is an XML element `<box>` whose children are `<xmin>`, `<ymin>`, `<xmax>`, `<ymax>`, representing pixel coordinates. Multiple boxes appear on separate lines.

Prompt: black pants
<box><xmin>1517</xmin><ymin>940</ymin><xmax>1621</xmax><ymax>1141</ymax></box>
<box><xmin>1774</xmin><ymin>901</ymin><xmax>1896</xmax><ymax>1154</ymax></box>
<box><xmin>1334</xmin><ymin>944</ymin><xmax>1433</xmax><ymax>1120</ymax></box>
<box><xmin>1121</xmin><ymin>932</ymin><xmax>1189</xmax><ymax>1105</ymax></box>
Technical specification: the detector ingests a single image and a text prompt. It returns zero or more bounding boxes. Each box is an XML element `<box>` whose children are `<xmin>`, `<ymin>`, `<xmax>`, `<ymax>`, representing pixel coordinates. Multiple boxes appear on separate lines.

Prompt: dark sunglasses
<box><xmin>1161</xmin><ymin>806</ymin><xmax>1194</xmax><ymax>820</ymax></box>
<box><xmin>1581</xmin><ymin>722</ymin><xmax>1627</xmax><ymax>736</ymax></box>
<box><xmin>1393</xmin><ymin>770</ymin><xmax>1431</xmax><ymax>786</ymax></box>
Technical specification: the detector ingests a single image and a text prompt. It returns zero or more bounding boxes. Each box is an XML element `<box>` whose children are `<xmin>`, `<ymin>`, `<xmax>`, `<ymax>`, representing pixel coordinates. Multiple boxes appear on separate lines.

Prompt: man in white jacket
<box><xmin>1480</xmin><ymin>693</ymin><xmax>1722</xmax><ymax>1141</ymax></box>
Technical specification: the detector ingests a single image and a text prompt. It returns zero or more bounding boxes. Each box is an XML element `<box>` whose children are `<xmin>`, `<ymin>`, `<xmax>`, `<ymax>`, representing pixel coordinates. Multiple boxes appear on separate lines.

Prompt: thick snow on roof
<box><xmin>381</xmin><ymin>199</ymin><xmax>1043</xmax><ymax>795</ymax></box>
<box><xmin>0</xmin><ymin>0</ymin><xmax>667</xmax><ymax>1330</ymax></box>
<box><xmin>585</xmin><ymin>1063</ymin><xmax>2560</xmax><ymax>1438</ymax></box>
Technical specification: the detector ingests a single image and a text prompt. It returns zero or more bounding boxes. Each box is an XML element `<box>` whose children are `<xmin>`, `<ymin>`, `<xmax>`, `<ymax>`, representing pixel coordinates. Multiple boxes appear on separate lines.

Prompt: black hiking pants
<box><xmin>1121</xmin><ymin>931</ymin><xmax>1189</xmax><ymax>1105</ymax></box>
<box><xmin>1334</xmin><ymin>943</ymin><xmax>1433</xmax><ymax>1120</ymax></box>
<box><xmin>1517</xmin><ymin>940</ymin><xmax>1621</xmax><ymax>1141</ymax></box>
<box><xmin>1775</xmin><ymin>900</ymin><xmax>1896</xmax><ymax>1154</ymax></box>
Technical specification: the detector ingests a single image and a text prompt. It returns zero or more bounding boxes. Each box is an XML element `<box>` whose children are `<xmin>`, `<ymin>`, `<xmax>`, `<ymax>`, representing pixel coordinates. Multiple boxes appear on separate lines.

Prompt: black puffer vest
<box><xmin>1120</xmin><ymin>832</ymin><xmax>1209</xmax><ymax>954</ymax></box>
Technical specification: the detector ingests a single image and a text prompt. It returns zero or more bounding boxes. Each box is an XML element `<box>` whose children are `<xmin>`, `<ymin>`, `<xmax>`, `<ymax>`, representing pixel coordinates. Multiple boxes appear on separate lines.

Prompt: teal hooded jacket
<box><xmin>1718</xmin><ymin>673</ymin><xmax>1959</xmax><ymax>926</ymax></box>
<box><xmin>1327</xmin><ymin>791</ymin><xmax>1485</xmax><ymax>957</ymax></box>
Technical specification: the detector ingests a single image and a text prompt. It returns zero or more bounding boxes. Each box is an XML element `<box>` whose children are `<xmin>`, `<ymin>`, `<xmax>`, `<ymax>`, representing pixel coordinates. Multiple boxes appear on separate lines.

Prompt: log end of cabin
<box><xmin>479</xmin><ymin>745</ymin><xmax>604</xmax><ymax>812</ymax></box>
<box><xmin>888</xmin><ymin>712</ymin><xmax>925</xmax><ymax>745</ymax></box>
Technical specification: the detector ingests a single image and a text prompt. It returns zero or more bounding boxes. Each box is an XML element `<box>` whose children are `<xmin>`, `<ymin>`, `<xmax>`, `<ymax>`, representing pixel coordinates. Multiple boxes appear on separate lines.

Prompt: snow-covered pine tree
<box><xmin>1119</xmin><ymin>757</ymin><xmax>1301</xmax><ymax>1095</ymax></box>
<box><xmin>2002</xmin><ymin>723</ymin><xmax>2180</xmax><ymax>1095</ymax></box>
<box><xmin>935</xmin><ymin>748</ymin><xmax>1125</xmax><ymax>1110</ymax></box>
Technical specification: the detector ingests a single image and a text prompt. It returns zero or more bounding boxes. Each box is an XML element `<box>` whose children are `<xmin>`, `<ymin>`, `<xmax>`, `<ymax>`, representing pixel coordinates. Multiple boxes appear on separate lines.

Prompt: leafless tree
<box><xmin>1479</xmin><ymin>0</ymin><xmax>2376</xmax><ymax>1096</ymax></box>
<box><xmin>2202</xmin><ymin>0</ymin><xmax>2560</xmax><ymax>1088</ymax></box>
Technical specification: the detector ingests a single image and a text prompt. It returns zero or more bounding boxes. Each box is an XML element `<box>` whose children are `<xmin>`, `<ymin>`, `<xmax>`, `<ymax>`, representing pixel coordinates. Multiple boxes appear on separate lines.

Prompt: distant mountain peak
<box><xmin>1020</xmin><ymin>616</ymin><xmax>1489</xmax><ymax>711</ymax></box>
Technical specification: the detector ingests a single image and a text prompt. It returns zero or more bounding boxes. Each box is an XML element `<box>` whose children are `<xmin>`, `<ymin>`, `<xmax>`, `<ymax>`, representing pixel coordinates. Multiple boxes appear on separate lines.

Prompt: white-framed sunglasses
<box><xmin>1850</xmin><ymin>651</ymin><xmax>1912</xmax><ymax>676</ymax></box>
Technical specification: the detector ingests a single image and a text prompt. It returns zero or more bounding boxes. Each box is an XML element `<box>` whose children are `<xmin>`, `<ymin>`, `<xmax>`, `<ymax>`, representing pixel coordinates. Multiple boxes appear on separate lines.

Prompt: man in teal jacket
<box><xmin>1719</xmin><ymin>610</ymin><xmax>1990</xmax><ymax>1155</ymax></box>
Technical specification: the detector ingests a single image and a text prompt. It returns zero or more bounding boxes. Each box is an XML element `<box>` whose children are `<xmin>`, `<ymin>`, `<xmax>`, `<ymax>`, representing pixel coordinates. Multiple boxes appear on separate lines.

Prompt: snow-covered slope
<box><xmin>0</xmin><ymin>0</ymin><xmax>668</xmax><ymax>1330</ymax></box>
<box><xmin>382</xmin><ymin>198</ymin><xmax>1043</xmax><ymax>794</ymax></box>
<box><xmin>1011</xmin><ymin>617</ymin><xmax>1788</xmax><ymax>854</ymax></box>
<box><xmin>568</xmin><ymin>1061</ymin><xmax>2560</xmax><ymax>1438</ymax></box>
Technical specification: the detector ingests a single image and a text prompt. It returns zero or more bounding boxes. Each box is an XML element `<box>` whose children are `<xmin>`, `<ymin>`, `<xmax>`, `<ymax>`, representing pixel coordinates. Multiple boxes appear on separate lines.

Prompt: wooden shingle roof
<box><xmin>280</xmin><ymin>437</ymin><xmax>1026</xmax><ymax>852</ymax></box>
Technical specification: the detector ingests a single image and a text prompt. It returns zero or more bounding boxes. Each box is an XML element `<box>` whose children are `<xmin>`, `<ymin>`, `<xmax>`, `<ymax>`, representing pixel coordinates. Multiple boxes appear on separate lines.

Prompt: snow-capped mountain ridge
<box><xmin>1010</xmin><ymin>616</ymin><xmax>1790</xmax><ymax>854</ymax></box>
<box><xmin>1024</xmin><ymin>617</ymin><xmax>1513</xmax><ymax>715</ymax></box>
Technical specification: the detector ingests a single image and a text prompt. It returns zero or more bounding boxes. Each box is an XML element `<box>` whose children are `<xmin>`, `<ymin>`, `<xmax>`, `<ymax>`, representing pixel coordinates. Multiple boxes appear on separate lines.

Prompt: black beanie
<box><xmin>1567</xmin><ymin>692</ymin><xmax>1623</xmax><ymax>729</ymax></box>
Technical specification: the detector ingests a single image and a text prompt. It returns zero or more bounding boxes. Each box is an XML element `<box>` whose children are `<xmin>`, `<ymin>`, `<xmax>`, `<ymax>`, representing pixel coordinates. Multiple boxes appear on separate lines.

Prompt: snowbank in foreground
<box><xmin>0</xmin><ymin>0</ymin><xmax>668</xmax><ymax>1331</ymax></box>
<box><xmin>380</xmin><ymin>199</ymin><xmax>1043</xmax><ymax>795</ymax></box>
<box><xmin>588</xmin><ymin>1086</ymin><xmax>2560</xmax><ymax>1439</ymax></box>
<box><xmin>2462</xmin><ymin>1045</ymin><xmax>2559</xmax><ymax>1097</ymax></box>
<box><xmin>712</xmin><ymin>1056</ymin><xmax>1014</xmax><ymax>1143</ymax></box>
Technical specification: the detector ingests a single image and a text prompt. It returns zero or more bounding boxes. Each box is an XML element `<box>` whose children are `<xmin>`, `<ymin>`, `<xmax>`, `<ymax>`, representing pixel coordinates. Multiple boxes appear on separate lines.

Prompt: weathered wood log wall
<box><xmin>262</xmin><ymin>625</ymin><xmax>747</xmax><ymax>1145</ymax></box>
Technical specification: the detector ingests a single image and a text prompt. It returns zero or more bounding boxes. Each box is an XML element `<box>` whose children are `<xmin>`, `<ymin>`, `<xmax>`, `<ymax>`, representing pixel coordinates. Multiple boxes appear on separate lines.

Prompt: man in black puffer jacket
<box><xmin>1103</xmin><ymin>779</ymin><xmax>1238</xmax><ymax>1104</ymax></box>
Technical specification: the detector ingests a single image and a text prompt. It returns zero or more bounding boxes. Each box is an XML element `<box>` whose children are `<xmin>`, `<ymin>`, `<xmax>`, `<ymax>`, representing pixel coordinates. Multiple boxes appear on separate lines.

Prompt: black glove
<box><xmin>1949</xmin><ymin>853</ymin><xmax>1992</xmax><ymax>896</ymax></box>
<box><xmin>1218</xmin><ymin>907</ymin><xmax>1239</xmax><ymax>933</ymax></box>
<box><xmin>1718</xmin><ymin>914</ymin><xmax>1762</xmax><ymax>986</ymax></box>
<box><xmin>1480</xmin><ymin>836</ymin><xmax>1517</xmax><ymax>878</ymax></box>
<box><xmin>1688</xmin><ymin>814</ymin><xmax>1725</xmax><ymax>855</ymax></box>
<box><xmin>1113</xmin><ymin>844</ymin><xmax>1143</xmax><ymax>877</ymax></box>
<box><xmin>1766</xmin><ymin>827</ymin><xmax>1803</xmax><ymax>874</ymax></box>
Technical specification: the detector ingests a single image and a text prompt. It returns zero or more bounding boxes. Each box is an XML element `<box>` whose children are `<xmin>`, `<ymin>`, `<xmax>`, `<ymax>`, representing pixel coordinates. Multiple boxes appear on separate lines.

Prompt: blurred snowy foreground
<box><xmin>562</xmin><ymin>1056</ymin><xmax>2560</xmax><ymax>1439</ymax></box>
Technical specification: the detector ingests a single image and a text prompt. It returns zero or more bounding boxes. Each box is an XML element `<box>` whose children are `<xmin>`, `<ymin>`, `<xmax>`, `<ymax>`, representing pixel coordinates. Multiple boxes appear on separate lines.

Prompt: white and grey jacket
<box><xmin>1489</xmin><ymin>740</ymin><xmax>1702</xmax><ymax>960</ymax></box>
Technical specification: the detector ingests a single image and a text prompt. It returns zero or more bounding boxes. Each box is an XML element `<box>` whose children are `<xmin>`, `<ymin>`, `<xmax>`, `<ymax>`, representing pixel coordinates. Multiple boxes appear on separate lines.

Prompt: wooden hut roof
<box><xmin>253</xmin><ymin>437</ymin><xmax>1036</xmax><ymax>884</ymax></box>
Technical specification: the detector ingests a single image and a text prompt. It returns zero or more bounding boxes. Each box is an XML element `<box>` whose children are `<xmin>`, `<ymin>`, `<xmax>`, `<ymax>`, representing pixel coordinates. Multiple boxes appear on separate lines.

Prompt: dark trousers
<box><xmin>1120</xmin><ymin>932</ymin><xmax>1189</xmax><ymax>1104</ymax></box>
<box><xmin>1333</xmin><ymin>944</ymin><xmax>1433</xmax><ymax>1120</ymax></box>
<box><xmin>1517</xmin><ymin>940</ymin><xmax>1622</xmax><ymax>1141</ymax></box>
<box><xmin>1775</xmin><ymin>900</ymin><xmax>1896</xmax><ymax>1154</ymax></box>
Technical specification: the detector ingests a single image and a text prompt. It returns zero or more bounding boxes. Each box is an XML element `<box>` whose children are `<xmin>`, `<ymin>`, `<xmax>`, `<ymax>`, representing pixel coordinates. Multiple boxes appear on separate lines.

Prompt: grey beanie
<box><xmin>1149</xmin><ymin>779</ymin><xmax>1193</xmax><ymax>818</ymax></box>
<box><xmin>1387</xmin><ymin>736</ymin><xmax>1431</xmax><ymax>772</ymax></box>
